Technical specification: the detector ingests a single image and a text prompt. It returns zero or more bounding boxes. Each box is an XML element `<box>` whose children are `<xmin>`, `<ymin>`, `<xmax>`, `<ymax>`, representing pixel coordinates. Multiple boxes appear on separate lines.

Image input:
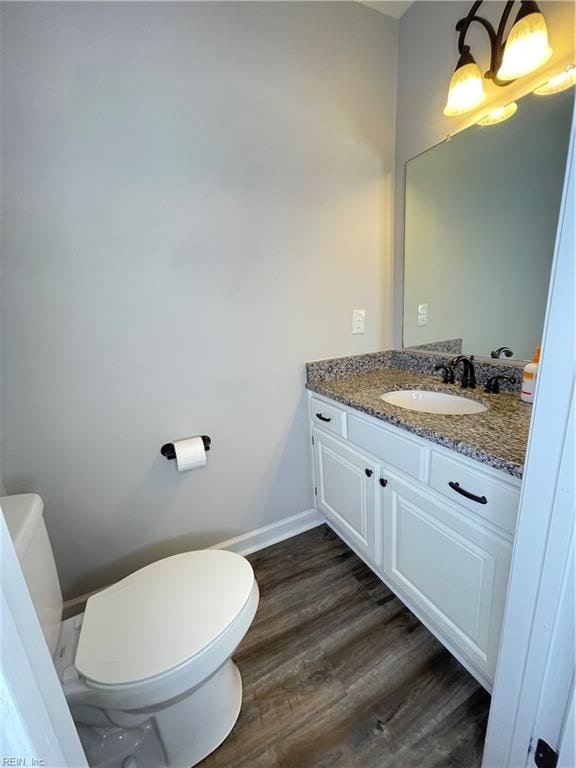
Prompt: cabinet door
<box><xmin>381</xmin><ymin>471</ymin><xmax>512</xmax><ymax>683</ymax></box>
<box><xmin>313</xmin><ymin>429</ymin><xmax>377</xmax><ymax>562</ymax></box>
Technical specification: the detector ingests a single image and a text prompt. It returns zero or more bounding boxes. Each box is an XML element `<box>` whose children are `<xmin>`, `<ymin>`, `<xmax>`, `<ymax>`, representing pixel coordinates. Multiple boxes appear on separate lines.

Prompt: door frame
<box><xmin>0</xmin><ymin>512</ymin><xmax>88</xmax><ymax>768</ymax></box>
<box><xmin>482</xmin><ymin>105</ymin><xmax>575</xmax><ymax>767</ymax></box>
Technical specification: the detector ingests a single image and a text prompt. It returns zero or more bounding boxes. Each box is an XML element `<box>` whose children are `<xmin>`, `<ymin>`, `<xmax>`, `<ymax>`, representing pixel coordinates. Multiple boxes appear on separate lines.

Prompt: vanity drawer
<box><xmin>310</xmin><ymin>396</ymin><xmax>346</xmax><ymax>437</ymax></box>
<box><xmin>347</xmin><ymin>413</ymin><xmax>425</xmax><ymax>480</ymax></box>
<box><xmin>429</xmin><ymin>451</ymin><xmax>520</xmax><ymax>536</ymax></box>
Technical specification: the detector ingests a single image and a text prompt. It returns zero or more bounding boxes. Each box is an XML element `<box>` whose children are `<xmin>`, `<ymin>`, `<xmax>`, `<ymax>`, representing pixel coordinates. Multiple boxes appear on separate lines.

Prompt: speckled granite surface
<box><xmin>386</xmin><ymin>350</ymin><xmax>524</xmax><ymax>393</ymax></box>
<box><xmin>406</xmin><ymin>338</ymin><xmax>463</xmax><ymax>355</ymax></box>
<box><xmin>306</xmin><ymin>364</ymin><xmax>531</xmax><ymax>478</ymax></box>
<box><xmin>307</xmin><ymin>349</ymin><xmax>524</xmax><ymax>393</ymax></box>
<box><xmin>306</xmin><ymin>351</ymin><xmax>393</xmax><ymax>382</ymax></box>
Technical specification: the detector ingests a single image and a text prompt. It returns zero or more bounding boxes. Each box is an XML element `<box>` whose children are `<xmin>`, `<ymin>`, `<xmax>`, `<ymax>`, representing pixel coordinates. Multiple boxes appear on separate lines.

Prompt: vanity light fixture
<box><xmin>497</xmin><ymin>2</ymin><xmax>553</xmax><ymax>81</ymax></box>
<box><xmin>444</xmin><ymin>48</ymin><xmax>486</xmax><ymax>116</ymax></box>
<box><xmin>477</xmin><ymin>101</ymin><xmax>518</xmax><ymax>126</ymax></box>
<box><xmin>444</xmin><ymin>0</ymin><xmax>553</xmax><ymax>117</ymax></box>
<box><xmin>533</xmin><ymin>65</ymin><xmax>576</xmax><ymax>96</ymax></box>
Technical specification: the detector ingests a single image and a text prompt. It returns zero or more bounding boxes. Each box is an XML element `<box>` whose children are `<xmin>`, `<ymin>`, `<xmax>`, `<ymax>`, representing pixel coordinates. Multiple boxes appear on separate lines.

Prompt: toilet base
<box><xmin>76</xmin><ymin>660</ymin><xmax>243</xmax><ymax>768</ymax></box>
<box><xmin>154</xmin><ymin>659</ymin><xmax>243</xmax><ymax>767</ymax></box>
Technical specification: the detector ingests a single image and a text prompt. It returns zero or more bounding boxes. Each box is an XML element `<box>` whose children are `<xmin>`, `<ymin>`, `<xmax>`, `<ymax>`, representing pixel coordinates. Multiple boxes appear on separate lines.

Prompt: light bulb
<box><xmin>534</xmin><ymin>65</ymin><xmax>576</xmax><ymax>95</ymax></box>
<box><xmin>444</xmin><ymin>59</ymin><xmax>486</xmax><ymax>117</ymax></box>
<box><xmin>477</xmin><ymin>102</ymin><xmax>518</xmax><ymax>126</ymax></box>
<box><xmin>497</xmin><ymin>11</ymin><xmax>553</xmax><ymax>81</ymax></box>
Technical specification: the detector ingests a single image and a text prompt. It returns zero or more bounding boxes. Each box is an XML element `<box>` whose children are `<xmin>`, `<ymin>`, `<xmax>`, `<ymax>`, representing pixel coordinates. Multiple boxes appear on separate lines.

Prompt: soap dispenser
<box><xmin>521</xmin><ymin>345</ymin><xmax>541</xmax><ymax>404</ymax></box>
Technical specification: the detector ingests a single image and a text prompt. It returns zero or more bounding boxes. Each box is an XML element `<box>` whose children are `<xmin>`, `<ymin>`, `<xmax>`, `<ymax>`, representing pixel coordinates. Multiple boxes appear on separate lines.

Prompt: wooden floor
<box><xmin>200</xmin><ymin>525</ymin><xmax>490</xmax><ymax>768</ymax></box>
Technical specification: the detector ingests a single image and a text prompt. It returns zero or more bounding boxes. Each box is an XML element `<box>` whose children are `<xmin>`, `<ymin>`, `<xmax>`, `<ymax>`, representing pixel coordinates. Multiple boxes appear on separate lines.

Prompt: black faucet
<box><xmin>485</xmin><ymin>374</ymin><xmax>515</xmax><ymax>394</ymax></box>
<box><xmin>490</xmin><ymin>346</ymin><xmax>514</xmax><ymax>359</ymax></box>
<box><xmin>434</xmin><ymin>362</ymin><xmax>455</xmax><ymax>384</ymax></box>
<box><xmin>450</xmin><ymin>355</ymin><xmax>476</xmax><ymax>389</ymax></box>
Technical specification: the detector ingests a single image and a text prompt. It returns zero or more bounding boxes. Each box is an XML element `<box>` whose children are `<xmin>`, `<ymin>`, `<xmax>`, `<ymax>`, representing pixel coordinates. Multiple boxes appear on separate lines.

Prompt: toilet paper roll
<box><xmin>173</xmin><ymin>437</ymin><xmax>207</xmax><ymax>472</ymax></box>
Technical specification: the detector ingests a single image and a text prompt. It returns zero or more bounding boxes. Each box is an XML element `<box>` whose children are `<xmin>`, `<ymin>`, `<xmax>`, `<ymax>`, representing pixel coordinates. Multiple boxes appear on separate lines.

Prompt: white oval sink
<box><xmin>380</xmin><ymin>390</ymin><xmax>487</xmax><ymax>415</ymax></box>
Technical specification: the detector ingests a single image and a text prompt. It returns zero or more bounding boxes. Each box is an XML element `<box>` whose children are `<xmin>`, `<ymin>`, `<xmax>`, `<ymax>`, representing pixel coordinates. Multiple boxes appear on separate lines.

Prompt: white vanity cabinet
<box><xmin>312</xmin><ymin>429</ymin><xmax>378</xmax><ymax>565</ymax></box>
<box><xmin>380</xmin><ymin>471</ymin><xmax>512</xmax><ymax>684</ymax></box>
<box><xmin>309</xmin><ymin>391</ymin><xmax>521</xmax><ymax>690</ymax></box>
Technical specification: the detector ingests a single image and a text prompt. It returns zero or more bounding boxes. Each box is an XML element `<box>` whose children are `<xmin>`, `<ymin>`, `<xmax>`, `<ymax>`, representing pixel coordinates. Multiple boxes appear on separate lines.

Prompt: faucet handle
<box><xmin>490</xmin><ymin>346</ymin><xmax>514</xmax><ymax>359</ymax></box>
<box><xmin>434</xmin><ymin>362</ymin><xmax>455</xmax><ymax>384</ymax></box>
<box><xmin>485</xmin><ymin>374</ymin><xmax>515</xmax><ymax>394</ymax></box>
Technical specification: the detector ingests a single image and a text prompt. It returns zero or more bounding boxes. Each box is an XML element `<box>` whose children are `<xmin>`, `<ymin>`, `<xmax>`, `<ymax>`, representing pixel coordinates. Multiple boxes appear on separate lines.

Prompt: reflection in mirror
<box><xmin>403</xmin><ymin>88</ymin><xmax>573</xmax><ymax>361</ymax></box>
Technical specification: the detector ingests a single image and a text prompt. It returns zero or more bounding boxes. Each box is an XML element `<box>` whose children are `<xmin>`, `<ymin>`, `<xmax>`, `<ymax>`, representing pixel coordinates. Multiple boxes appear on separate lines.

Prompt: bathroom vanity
<box><xmin>306</xmin><ymin>354</ymin><xmax>530</xmax><ymax>691</ymax></box>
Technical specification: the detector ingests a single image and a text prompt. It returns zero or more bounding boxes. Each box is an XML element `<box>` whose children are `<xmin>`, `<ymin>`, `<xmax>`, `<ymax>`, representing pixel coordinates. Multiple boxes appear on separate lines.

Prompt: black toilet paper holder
<box><xmin>161</xmin><ymin>436</ymin><xmax>211</xmax><ymax>460</ymax></box>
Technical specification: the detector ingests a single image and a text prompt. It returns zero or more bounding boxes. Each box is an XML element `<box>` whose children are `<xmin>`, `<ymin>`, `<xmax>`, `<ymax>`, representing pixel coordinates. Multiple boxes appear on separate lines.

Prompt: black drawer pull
<box><xmin>365</xmin><ymin>469</ymin><xmax>373</xmax><ymax>477</ymax></box>
<box><xmin>379</xmin><ymin>478</ymin><xmax>388</xmax><ymax>488</ymax></box>
<box><xmin>316</xmin><ymin>413</ymin><xmax>331</xmax><ymax>423</ymax></box>
<box><xmin>449</xmin><ymin>481</ymin><xmax>487</xmax><ymax>505</ymax></box>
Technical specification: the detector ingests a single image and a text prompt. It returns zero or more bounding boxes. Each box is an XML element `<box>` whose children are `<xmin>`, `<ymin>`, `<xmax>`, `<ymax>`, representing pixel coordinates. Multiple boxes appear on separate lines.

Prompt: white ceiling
<box><xmin>358</xmin><ymin>2</ymin><xmax>414</xmax><ymax>19</ymax></box>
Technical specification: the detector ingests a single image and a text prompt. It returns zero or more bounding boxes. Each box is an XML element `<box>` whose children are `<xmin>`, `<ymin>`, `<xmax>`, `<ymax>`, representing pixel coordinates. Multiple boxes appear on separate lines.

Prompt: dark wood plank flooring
<box><xmin>200</xmin><ymin>525</ymin><xmax>490</xmax><ymax>768</ymax></box>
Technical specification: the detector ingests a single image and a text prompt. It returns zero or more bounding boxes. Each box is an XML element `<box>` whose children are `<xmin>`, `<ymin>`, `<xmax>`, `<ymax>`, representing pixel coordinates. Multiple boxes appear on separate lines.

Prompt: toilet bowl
<box><xmin>2</xmin><ymin>493</ymin><xmax>259</xmax><ymax>768</ymax></box>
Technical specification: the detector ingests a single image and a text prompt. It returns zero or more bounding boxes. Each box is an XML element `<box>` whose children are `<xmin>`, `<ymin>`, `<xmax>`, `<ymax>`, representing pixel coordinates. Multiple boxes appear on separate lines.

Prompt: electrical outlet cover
<box><xmin>352</xmin><ymin>309</ymin><xmax>365</xmax><ymax>334</ymax></box>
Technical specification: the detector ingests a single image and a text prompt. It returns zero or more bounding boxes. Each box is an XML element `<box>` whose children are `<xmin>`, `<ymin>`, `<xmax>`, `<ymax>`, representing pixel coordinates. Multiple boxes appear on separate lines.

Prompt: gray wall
<box><xmin>394</xmin><ymin>1</ymin><xmax>575</xmax><ymax>348</ymax></box>
<box><xmin>1</xmin><ymin>2</ymin><xmax>397</xmax><ymax>598</ymax></box>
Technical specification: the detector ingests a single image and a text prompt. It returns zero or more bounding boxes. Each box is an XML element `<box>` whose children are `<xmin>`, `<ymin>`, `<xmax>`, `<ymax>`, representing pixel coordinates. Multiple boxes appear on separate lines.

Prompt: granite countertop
<box><xmin>306</xmin><ymin>367</ymin><xmax>531</xmax><ymax>478</ymax></box>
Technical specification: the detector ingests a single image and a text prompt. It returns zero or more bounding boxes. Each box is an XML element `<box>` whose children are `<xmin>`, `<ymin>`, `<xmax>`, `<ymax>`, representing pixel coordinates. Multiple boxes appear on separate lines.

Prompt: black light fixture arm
<box><xmin>454</xmin><ymin>0</ymin><xmax>525</xmax><ymax>86</ymax></box>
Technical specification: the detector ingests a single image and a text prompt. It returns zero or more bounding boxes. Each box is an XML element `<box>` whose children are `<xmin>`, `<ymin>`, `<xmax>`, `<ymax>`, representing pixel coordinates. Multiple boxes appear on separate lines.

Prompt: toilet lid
<box><xmin>75</xmin><ymin>550</ymin><xmax>255</xmax><ymax>686</ymax></box>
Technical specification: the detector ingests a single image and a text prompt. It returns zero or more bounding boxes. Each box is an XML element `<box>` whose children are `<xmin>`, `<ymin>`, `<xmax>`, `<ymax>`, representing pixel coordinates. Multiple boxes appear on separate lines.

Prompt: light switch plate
<box><xmin>352</xmin><ymin>309</ymin><xmax>365</xmax><ymax>335</ymax></box>
<box><xmin>417</xmin><ymin>303</ymin><xmax>428</xmax><ymax>327</ymax></box>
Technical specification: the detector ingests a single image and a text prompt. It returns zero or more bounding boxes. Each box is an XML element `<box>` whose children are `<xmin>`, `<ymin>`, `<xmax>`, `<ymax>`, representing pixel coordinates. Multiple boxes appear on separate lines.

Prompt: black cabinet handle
<box><xmin>379</xmin><ymin>478</ymin><xmax>388</xmax><ymax>487</ymax></box>
<box><xmin>365</xmin><ymin>469</ymin><xmax>373</xmax><ymax>477</ymax></box>
<box><xmin>316</xmin><ymin>413</ymin><xmax>331</xmax><ymax>423</ymax></box>
<box><xmin>448</xmin><ymin>481</ymin><xmax>487</xmax><ymax>505</ymax></box>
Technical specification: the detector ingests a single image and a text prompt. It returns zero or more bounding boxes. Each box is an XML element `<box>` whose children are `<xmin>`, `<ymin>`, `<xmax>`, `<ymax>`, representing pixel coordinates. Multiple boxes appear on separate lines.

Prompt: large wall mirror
<box><xmin>403</xmin><ymin>88</ymin><xmax>573</xmax><ymax>362</ymax></box>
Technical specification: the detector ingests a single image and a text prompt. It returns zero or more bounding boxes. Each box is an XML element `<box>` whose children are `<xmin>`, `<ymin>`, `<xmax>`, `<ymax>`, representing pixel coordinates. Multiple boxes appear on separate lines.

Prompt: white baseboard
<box><xmin>209</xmin><ymin>508</ymin><xmax>324</xmax><ymax>557</ymax></box>
<box><xmin>63</xmin><ymin>509</ymin><xmax>324</xmax><ymax>616</ymax></box>
<box><xmin>62</xmin><ymin>586</ymin><xmax>104</xmax><ymax>619</ymax></box>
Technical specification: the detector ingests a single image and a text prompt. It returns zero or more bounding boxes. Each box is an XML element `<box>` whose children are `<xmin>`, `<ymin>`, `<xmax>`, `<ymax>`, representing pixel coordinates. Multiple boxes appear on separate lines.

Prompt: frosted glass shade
<box><xmin>534</xmin><ymin>66</ymin><xmax>576</xmax><ymax>96</ymax></box>
<box><xmin>477</xmin><ymin>102</ymin><xmax>518</xmax><ymax>126</ymax></box>
<box><xmin>497</xmin><ymin>12</ymin><xmax>553</xmax><ymax>81</ymax></box>
<box><xmin>444</xmin><ymin>61</ymin><xmax>486</xmax><ymax>116</ymax></box>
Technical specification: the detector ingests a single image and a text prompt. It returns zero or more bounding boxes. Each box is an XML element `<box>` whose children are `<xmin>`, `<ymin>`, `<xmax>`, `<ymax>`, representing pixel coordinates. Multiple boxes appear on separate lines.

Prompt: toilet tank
<box><xmin>1</xmin><ymin>493</ymin><xmax>63</xmax><ymax>656</ymax></box>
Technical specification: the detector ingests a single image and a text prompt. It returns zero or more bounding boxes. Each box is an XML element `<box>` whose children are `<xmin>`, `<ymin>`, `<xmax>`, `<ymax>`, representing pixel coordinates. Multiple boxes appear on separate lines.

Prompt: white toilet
<box><xmin>2</xmin><ymin>493</ymin><xmax>259</xmax><ymax>768</ymax></box>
